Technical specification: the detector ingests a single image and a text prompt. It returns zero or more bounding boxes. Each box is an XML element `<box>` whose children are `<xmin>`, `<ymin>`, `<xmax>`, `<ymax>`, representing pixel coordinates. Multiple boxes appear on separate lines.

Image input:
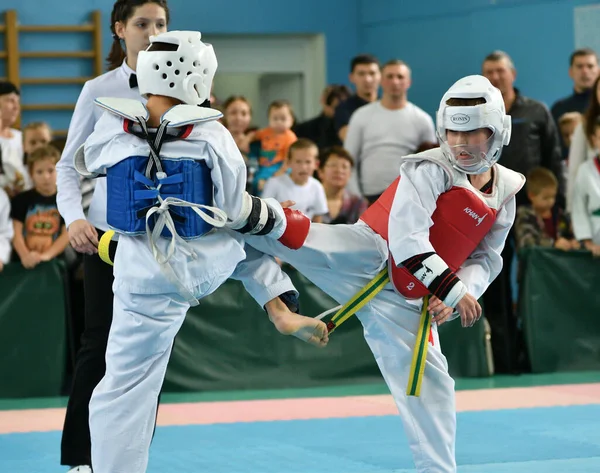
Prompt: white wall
<box><xmin>208</xmin><ymin>34</ymin><xmax>326</xmax><ymax>126</ymax></box>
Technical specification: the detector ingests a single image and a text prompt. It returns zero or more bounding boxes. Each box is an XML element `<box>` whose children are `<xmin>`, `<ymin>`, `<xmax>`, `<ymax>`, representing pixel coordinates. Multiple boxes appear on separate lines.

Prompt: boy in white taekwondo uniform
<box><xmin>245</xmin><ymin>75</ymin><xmax>525</xmax><ymax>473</ymax></box>
<box><xmin>74</xmin><ymin>31</ymin><xmax>326</xmax><ymax>473</ymax></box>
<box><xmin>572</xmin><ymin>118</ymin><xmax>600</xmax><ymax>256</ymax></box>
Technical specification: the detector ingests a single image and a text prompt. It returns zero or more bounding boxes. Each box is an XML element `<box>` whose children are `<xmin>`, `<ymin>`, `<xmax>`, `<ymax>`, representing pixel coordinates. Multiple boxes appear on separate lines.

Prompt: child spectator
<box><xmin>262</xmin><ymin>138</ymin><xmax>328</xmax><ymax>222</ymax></box>
<box><xmin>10</xmin><ymin>145</ymin><xmax>69</xmax><ymax>268</ymax></box>
<box><xmin>558</xmin><ymin>112</ymin><xmax>582</xmax><ymax>150</ymax></box>
<box><xmin>22</xmin><ymin>121</ymin><xmax>53</xmax><ymax>163</ymax></box>
<box><xmin>515</xmin><ymin>167</ymin><xmax>579</xmax><ymax>251</ymax></box>
<box><xmin>251</xmin><ymin>100</ymin><xmax>297</xmax><ymax>192</ymax></box>
<box><xmin>572</xmin><ymin>116</ymin><xmax>600</xmax><ymax>256</ymax></box>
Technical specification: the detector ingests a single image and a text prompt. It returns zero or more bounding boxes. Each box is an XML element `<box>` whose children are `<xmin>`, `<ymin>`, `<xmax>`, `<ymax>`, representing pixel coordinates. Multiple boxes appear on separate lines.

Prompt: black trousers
<box><xmin>60</xmin><ymin>230</ymin><xmax>162</xmax><ymax>467</ymax></box>
<box><xmin>63</xmin><ymin>256</ymin><xmax>86</xmax><ymax>392</ymax></box>
<box><xmin>482</xmin><ymin>234</ymin><xmax>528</xmax><ymax>374</ymax></box>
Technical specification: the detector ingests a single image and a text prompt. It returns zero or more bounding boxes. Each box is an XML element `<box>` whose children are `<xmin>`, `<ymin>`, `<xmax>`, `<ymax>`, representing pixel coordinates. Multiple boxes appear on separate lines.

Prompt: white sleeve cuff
<box><xmin>444</xmin><ymin>280</ymin><xmax>468</xmax><ymax>309</ymax></box>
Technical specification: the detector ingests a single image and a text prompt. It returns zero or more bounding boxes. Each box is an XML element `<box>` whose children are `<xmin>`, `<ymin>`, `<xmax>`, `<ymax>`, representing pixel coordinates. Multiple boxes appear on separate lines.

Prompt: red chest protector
<box><xmin>360</xmin><ymin>176</ymin><xmax>497</xmax><ymax>299</ymax></box>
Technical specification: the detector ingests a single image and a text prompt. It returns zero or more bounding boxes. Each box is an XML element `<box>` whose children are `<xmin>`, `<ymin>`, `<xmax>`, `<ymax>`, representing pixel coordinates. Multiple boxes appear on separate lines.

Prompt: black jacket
<box><xmin>502</xmin><ymin>89</ymin><xmax>564</xmax><ymax>206</ymax></box>
<box><xmin>293</xmin><ymin>113</ymin><xmax>341</xmax><ymax>149</ymax></box>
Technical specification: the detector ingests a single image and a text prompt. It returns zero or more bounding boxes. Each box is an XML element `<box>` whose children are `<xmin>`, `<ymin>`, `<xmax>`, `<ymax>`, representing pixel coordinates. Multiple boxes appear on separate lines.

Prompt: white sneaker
<box><xmin>67</xmin><ymin>467</ymin><xmax>92</xmax><ymax>473</ymax></box>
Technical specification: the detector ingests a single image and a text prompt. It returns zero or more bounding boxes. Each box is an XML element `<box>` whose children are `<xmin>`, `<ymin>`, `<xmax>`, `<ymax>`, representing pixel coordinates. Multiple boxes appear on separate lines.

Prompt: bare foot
<box><xmin>271</xmin><ymin>312</ymin><xmax>329</xmax><ymax>347</ymax></box>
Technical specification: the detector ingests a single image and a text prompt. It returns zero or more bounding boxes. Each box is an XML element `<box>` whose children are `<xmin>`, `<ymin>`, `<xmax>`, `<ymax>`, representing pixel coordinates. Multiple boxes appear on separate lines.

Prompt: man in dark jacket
<box><xmin>483</xmin><ymin>51</ymin><xmax>563</xmax><ymax>205</ymax></box>
<box><xmin>293</xmin><ymin>84</ymin><xmax>351</xmax><ymax>150</ymax></box>
<box><xmin>481</xmin><ymin>50</ymin><xmax>563</xmax><ymax>375</ymax></box>
<box><xmin>551</xmin><ymin>48</ymin><xmax>598</xmax><ymax>157</ymax></box>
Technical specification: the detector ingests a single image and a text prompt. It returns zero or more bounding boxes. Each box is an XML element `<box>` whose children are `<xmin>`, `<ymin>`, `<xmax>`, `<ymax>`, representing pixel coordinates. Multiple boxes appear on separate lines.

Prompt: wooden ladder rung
<box><xmin>19</xmin><ymin>25</ymin><xmax>94</xmax><ymax>33</ymax></box>
<box><xmin>3</xmin><ymin>9</ymin><xmax>104</xmax><ymax>131</ymax></box>
<box><xmin>21</xmin><ymin>103</ymin><xmax>75</xmax><ymax>111</ymax></box>
<box><xmin>21</xmin><ymin>77</ymin><xmax>93</xmax><ymax>85</ymax></box>
<box><xmin>20</xmin><ymin>51</ymin><xmax>95</xmax><ymax>58</ymax></box>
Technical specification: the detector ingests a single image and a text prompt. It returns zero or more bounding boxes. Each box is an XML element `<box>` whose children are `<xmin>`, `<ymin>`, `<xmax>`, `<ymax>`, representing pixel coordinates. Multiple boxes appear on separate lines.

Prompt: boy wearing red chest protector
<box><xmin>245</xmin><ymin>74</ymin><xmax>525</xmax><ymax>472</ymax></box>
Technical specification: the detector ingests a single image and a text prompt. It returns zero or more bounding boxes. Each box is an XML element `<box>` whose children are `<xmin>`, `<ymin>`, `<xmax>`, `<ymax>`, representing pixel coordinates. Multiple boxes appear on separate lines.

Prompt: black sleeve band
<box><xmin>236</xmin><ymin>196</ymin><xmax>277</xmax><ymax>236</ymax></box>
<box><xmin>400</xmin><ymin>251</ymin><xmax>461</xmax><ymax>301</ymax></box>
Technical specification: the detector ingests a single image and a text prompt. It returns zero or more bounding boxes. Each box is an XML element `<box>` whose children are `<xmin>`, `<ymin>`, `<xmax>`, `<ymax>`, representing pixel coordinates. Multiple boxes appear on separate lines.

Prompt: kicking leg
<box><xmin>245</xmin><ymin>222</ymin><xmax>388</xmax><ymax>303</ymax></box>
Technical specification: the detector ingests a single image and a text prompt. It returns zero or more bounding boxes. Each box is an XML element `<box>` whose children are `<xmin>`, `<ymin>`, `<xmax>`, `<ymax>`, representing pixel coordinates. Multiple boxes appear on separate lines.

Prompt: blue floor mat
<box><xmin>1</xmin><ymin>404</ymin><xmax>599</xmax><ymax>472</ymax></box>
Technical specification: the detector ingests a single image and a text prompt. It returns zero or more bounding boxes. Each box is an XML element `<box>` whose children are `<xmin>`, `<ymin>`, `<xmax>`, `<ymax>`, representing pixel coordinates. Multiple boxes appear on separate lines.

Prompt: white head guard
<box><xmin>436</xmin><ymin>75</ymin><xmax>511</xmax><ymax>174</ymax></box>
<box><xmin>137</xmin><ymin>31</ymin><xmax>217</xmax><ymax>106</ymax></box>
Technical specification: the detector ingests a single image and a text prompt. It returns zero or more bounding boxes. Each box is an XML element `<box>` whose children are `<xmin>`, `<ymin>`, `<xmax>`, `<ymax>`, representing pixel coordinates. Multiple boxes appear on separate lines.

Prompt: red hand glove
<box><xmin>278</xmin><ymin>208</ymin><xmax>310</xmax><ymax>250</ymax></box>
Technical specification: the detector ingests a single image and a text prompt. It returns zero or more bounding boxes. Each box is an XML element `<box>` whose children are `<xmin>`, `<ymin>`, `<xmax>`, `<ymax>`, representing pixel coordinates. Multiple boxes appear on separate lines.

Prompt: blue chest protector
<box><xmin>106</xmin><ymin>157</ymin><xmax>213</xmax><ymax>239</ymax></box>
<box><xmin>105</xmin><ymin>118</ymin><xmax>215</xmax><ymax>240</ymax></box>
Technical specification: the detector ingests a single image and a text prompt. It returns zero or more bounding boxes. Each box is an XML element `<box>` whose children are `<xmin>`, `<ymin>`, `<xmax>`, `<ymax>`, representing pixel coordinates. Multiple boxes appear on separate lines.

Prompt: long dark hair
<box><xmin>106</xmin><ymin>0</ymin><xmax>170</xmax><ymax>71</ymax></box>
<box><xmin>584</xmin><ymin>75</ymin><xmax>600</xmax><ymax>147</ymax></box>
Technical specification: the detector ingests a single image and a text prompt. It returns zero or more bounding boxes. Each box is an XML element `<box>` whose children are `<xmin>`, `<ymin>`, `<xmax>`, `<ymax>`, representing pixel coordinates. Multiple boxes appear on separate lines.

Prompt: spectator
<box><xmin>10</xmin><ymin>145</ymin><xmax>69</xmax><ymax>269</ymax></box>
<box><xmin>515</xmin><ymin>167</ymin><xmax>578</xmax><ymax>252</ymax></box>
<box><xmin>0</xmin><ymin>81</ymin><xmax>23</xmax><ymax>156</ymax></box>
<box><xmin>567</xmin><ymin>75</ymin><xmax>600</xmax><ymax>212</ymax></box>
<box><xmin>293</xmin><ymin>84</ymin><xmax>351</xmax><ymax>150</ymax></box>
<box><xmin>482</xmin><ymin>50</ymin><xmax>563</xmax><ymax>374</ymax></box>
<box><xmin>222</xmin><ymin>95</ymin><xmax>254</xmax><ymax>157</ymax></box>
<box><xmin>222</xmin><ymin>95</ymin><xmax>258</xmax><ymax>190</ymax></box>
<box><xmin>558</xmin><ymin>112</ymin><xmax>582</xmax><ymax>150</ymax></box>
<box><xmin>251</xmin><ymin>100</ymin><xmax>297</xmax><ymax>193</ymax></box>
<box><xmin>572</xmin><ymin>116</ymin><xmax>600</xmax><ymax>257</ymax></box>
<box><xmin>0</xmin><ymin>82</ymin><xmax>30</xmax><ymax>197</ymax></box>
<box><xmin>317</xmin><ymin>146</ymin><xmax>368</xmax><ymax>224</ymax></box>
<box><xmin>22</xmin><ymin>121</ymin><xmax>53</xmax><ymax>163</ymax></box>
<box><xmin>482</xmin><ymin>50</ymin><xmax>564</xmax><ymax>206</ymax></box>
<box><xmin>334</xmin><ymin>54</ymin><xmax>380</xmax><ymax>142</ymax></box>
<box><xmin>551</xmin><ymin>48</ymin><xmax>599</xmax><ymax>156</ymax></box>
<box><xmin>557</xmin><ymin>112</ymin><xmax>582</xmax><ymax>187</ymax></box>
<box><xmin>262</xmin><ymin>138</ymin><xmax>328</xmax><ymax>222</ymax></box>
<box><xmin>344</xmin><ymin>59</ymin><xmax>436</xmax><ymax>203</ymax></box>
<box><xmin>0</xmin><ymin>187</ymin><xmax>12</xmax><ymax>270</ymax></box>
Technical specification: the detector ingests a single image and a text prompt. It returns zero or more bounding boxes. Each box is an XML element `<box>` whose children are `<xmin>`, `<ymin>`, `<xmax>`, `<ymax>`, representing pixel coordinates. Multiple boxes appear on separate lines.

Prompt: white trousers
<box><xmin>246</xmin><ymin>222</ymin><xmax>457</xmax><ymax>473</ymax></box>
<box><xmin>89</xmin><ymin>288</ymin><xmax>191</xmax><ymax>473</ymax></box>
<box><xmin>88</xmin><ymin>229</ymin><xmax>300</xmax><ymax>473</ymax></box>
<box><xmin>88</xmin><ymin>235</ymin><xmax>241</xmax><ymax>473</ymax></box>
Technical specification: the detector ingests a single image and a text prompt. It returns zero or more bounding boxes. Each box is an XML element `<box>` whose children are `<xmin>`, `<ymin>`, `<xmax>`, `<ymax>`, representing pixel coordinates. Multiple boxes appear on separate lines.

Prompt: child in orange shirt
<box><xmin>251</xmin><ymin>100</ymin><xmax>297</xmax><ymax>192</ymax></box>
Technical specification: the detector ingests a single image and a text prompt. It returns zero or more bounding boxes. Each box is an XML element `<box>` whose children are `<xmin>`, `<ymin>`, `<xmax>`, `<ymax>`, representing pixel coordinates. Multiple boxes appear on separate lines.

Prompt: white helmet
<box><xmin>436</xmin><ymin>75</ymin><xmax>511</xmax><ymax>174</ymax></box>
<box><xmin>137</xmin><ymin>31</ymin><xmax>217</xmax><ymax>106</ymax></box>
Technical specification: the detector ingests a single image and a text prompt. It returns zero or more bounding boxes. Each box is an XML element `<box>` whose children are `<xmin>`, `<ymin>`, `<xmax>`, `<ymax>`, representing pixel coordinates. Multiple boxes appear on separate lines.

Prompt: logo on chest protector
<box><xmin>464</xmin><ymin>207</ymin><xmax>487</xmax><ymax>226</ymax></box>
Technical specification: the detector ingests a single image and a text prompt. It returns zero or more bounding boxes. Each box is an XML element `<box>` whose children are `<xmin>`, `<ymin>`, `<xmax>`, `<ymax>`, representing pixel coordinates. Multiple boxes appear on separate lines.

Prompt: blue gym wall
<box><xmin>1</xmin><ymin>0</ymin><xmax>598</xmax><ymax>128</ymax></box>
<box><xmin>0</xmin><ymin>0</ymin><xmax>359</xmax><ymax>130</ymax></box>
<box><xmin>358</xmin><ymin>0</ymin><xmax>600</xmax><ymax>116</ymax></box>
